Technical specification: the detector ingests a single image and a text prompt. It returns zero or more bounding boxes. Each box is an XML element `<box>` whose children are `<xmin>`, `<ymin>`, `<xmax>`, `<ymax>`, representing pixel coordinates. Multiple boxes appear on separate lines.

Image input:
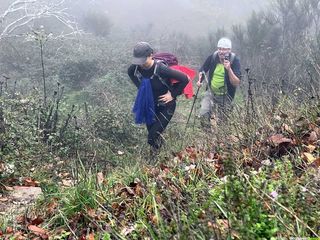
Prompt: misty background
<box><xmin>1</xmin><ymin>0</ymin><xmax>268</xmax><ymax>38</ymax></box>
<box><xmin>70</xmin><ymin>0</ymin><xmax>267</xmax><ymax>37</ymax></box>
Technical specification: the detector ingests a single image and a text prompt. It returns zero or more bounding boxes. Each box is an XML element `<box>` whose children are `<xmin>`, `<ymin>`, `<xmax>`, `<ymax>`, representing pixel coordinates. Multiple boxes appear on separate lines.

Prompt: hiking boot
<box><xmin>200</xmin><ymin>113</ymin><xmax>212</xmax><ymax>131</ymax></box>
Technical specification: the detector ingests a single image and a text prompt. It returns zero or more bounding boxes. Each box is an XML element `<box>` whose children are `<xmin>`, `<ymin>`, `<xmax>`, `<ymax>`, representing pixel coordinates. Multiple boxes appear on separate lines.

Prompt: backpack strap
<box><xmin>211</xmin><ymin>51</ymin><xmax>218</xmax><ymax>66</ymax></box>
<box><xmin>134</xmin><ymin>65</ymin><xmax>142</xmax><ymax>82</ymax></box>
<box><xmin>152</xmin><ymin>61</ymin><xmax>172</xmax><ymax>91</ymax></box>
<box><xmin>134</xmin><ymin>61</ymin><xmax>173</xmax><ymax>91</ymax></box>
<box><xmin>230</xmin><ymin>52</ymin><xmax>235</xmax><ymax>64</ymax></box>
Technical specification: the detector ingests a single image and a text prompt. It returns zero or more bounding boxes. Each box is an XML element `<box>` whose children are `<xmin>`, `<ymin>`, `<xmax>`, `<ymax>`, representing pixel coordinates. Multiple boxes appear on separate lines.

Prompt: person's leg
<box><xmin>213</xmin><ymin>95</ymin><xmax>232</xmax><ymax>125</ymax></box>
<box><xmin>199</xmin><ymin>90</ymin><xmax>213</xmax><ymax>128</ymax></box>
<box><xmin>147</xmin><ymin>101</ymin><xmax>176</xmax><ymax>150</ymax></box>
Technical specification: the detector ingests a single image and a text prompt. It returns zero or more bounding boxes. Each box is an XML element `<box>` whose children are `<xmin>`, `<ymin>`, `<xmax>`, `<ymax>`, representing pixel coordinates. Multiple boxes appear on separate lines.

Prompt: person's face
<box><xmin>217</xmin><ymin>47</ymin><xmax>231</xmax><ymax>59</ymax></box>
<box><xmin>141</xmin><ymin>55</ymin><xmax>154</xmax><ymax>69</ymax></box>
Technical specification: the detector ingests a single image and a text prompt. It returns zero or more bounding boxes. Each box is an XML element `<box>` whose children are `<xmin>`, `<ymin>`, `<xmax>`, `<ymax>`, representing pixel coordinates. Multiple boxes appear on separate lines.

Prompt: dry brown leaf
<box><xmin>16</xmin><ymin>215</ymin><xmax>26</xmax><ymax>224</ymax></box>
<box><xmin>308</xmin><ymin>131</ymin><xmax>318</xmax><ymax>143</ymax></box>
<box><xmin>79</xmin><ymin>235</ymin><xmax>86</xmax><ymax>240</ymax></box>
<box><xmin>159</xmin><ymin>164</ymin><xmax>170</xmax><ymax>173</ymax></box>
<box><xmin>185</xmin><ymin>146</ymin><xmax>198</xmax><ymax>159</ymax></box>
<box><xmin>97</xmin><ymin>172</ymin><xmax>104</xmax><ymax>185</ymax></box>
<box><xmin>135</xmin><ymin>184</ymin><xmax>144</xmax><ymax>197</ymax></box>
<box><xmin>111</xmin><ymin>202</ymin><xmax>119</xmax><ymax>210</ymax></box>
<box><xmin>216</xmin><ymin>219</ymin><xmax>229</xmax><ymax>229</ymax></box>
<box><xmin>271</xmin><ymin>171</ymin><xmax>281</xmax><ymax>180</ymax></box>
<box><xmin>302</xmin><ymin>152</ymin><xmax>316</xmax><ymax>163</ymax></box>
<box><xmin>185</xmin><ymin>164</ymin><xmax>196</xmax><ymax>171</ymax></box>
<box><xmin>125</xmin><ymin>186</ymin><xmax>135</xmax><ymax>196</ymax></box>
<box><xmin>242</xmin><ymin>148</ymin><xmax>251</xmax><ymax>157</ymax></box>
<box><xmin>229</xmin><ymin>135</ymin><xmax>240</xmax><ymax>143</ymax></box>
<box><xmin>0</xmin><ymin>163</ymin><xmax>5</xmax><ymax>172</ymax></box>
<box><xmin>207</xmin><ymin>152</ymin><xmax>215</xmax><ymax>160</ymax></box>
<box><xmin>61</xmin><ymin>179</ymin><xmax>73</xmax><ymax>187</ymax></box>
<box><xmin>305</xmin><ymin>144</ymin><xmax>316</xmax><ymax>153</ymax></box>
<box><xmin>121</xmin><ymin>225</ymin><xmax>135</xmax><ymax>236</ymax></box>
<box><xmin>269</xmin><ymin>134</ymin><xmax>292</xmax><ymax>146</ymax></box>
<box><xmin>155</xmin><ymin>194</ymin><xmax>163</xmax><ymax>205</ymax></box>
<box><xmin>175</xmin><ymin>151</ymin><xmax>184</xmax><ymax>160</ymax></box>
<box><xmin>59</xmin><ymin>172</ymin><xmax>71</xmax><ymax>178</ymax></box>
<box><xmin>23</xmin><ymin>177</ymin><xmax>40</xmax><ymax>187</ymax></box>
<box><xmin>44</xmin><ymin>163</ymin><xmax>54</xmax><ymax>170</ymax></box>
<box><xmin>4</xmin><ymin>185</ymin><xmax>14</xmax><ymax>191</ymax></box>
<box><xmin>0</xmin><ymin>197</ymin><xmax>9</xmax><ymax>202</ymax></box>
<box><xmin>47</xmin><ymin>200</ymin><xmax>58</xmax><ymax>215</ymax></box>
<box><xmin>6</xmin><ymin>226</ymin><xmax>13</xmax><ymax>234</ymax></box>
<box><xmin>150</xmin><ymin>214</ymin><xmax>159</xmax><ymax>224</ymax></box>
<box><xmin>87</xmin><ymin>233</ymin><xmax>95</xmax><ymax>240</ymax></box>
<box><xmin>30</xmin><ymin>216</ymin><xmax>44</xmax><ymax>226</ymax></box>
<box><xmin>13</xmin><ymin>232</ymin><xmax>27</xmax><ymax>240</ymax></box>
<box><xmin>27</xmin><ymin>225</ymin><xmax>47</xmax><ymax>237</ymax></box>
<box><xmin>310</xmin><ymin>158</ymin><xmax>320</xmax><ymax>168</ymax></box>
<box><xmin>87</xmin><ymin>208</ymin><xmax>97</xmax><ymax>218</ymax></box>
<box><xmin>282</xmin><ymin>124</ymin><xmax>294</xmax><ymax>134</ymax></box>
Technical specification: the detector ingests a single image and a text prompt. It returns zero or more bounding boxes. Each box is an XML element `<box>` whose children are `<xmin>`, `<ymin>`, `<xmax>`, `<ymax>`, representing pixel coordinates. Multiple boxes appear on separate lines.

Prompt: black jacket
<box><xmin>128</xmin><ymin>61</ymin><xmax>189</xmax><ymax>104</ymax></box>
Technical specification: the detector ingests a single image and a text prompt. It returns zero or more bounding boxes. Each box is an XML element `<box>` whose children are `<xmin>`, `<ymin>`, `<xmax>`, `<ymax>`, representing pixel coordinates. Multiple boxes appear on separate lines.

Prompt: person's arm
<box><xmin>197</xmin><ymin>55</ymin><xmax>212</xmax><ymax>86</ymax></box>
<box><xmin>127</xmin><ymin>64</ymin><xmax>141</xmax><ymax>88</ymax></box>
<box><xmin>199</xmin><ymin>55</ymin><xmax>212</xmax><ymax>73</ymax></box>
<box><xmin>159</xmin><ymin>64</ymin><xmax>188</xmax><ymax>99</ymax></box>
<box><xmin>224</xmin><ymin>57</ymin><xmax>241</xmax><ymax>87</ymax></box>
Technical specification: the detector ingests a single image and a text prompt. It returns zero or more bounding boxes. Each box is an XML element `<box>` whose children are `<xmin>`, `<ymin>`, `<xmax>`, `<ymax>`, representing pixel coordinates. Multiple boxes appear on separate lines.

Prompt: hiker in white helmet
<box><xmin>197</xmin><ymin>37</ymin><xmax>241</xmax><ymax>128</ymax></box>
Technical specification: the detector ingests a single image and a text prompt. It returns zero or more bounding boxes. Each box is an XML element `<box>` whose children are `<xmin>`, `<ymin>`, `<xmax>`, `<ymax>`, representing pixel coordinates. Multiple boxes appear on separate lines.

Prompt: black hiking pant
<box><xmin>146</xmin><ymin>101</ymin><xmax>176</xmax><ymax>150</ymax></box>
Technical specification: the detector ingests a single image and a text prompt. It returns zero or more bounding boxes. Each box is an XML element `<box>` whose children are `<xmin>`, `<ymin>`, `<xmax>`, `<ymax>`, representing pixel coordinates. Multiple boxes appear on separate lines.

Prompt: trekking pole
<box><xmin>180</xmin><ymin>72</ymin><xmax>206</xmax><ymax>149</ymax></box>
<box><xmin>185</xmin><ymin>71</ymin><xmax>206</xmax><ymax>129</ymax></box>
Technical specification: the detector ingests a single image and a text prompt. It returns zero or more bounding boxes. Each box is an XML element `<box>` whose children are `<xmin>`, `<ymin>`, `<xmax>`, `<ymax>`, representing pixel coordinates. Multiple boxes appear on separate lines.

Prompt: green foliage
<box><xmin>92</xmin><ymin>108</ymin><xmax>138</xmax><ymax>146</ymax></box>
<box><xmin>223</xmin><ymin>175</ymin><xmax>278</xmax><ymax>239</ymax></box>
<box><xmin>59</xmin><ymin>60</ymin><xmax>100</xmax><ymax>89</ymax></box>
<box><xmin>208</xmin><ymin>158</ymin><xmax>320</xmax><ymax>239</ymax></box>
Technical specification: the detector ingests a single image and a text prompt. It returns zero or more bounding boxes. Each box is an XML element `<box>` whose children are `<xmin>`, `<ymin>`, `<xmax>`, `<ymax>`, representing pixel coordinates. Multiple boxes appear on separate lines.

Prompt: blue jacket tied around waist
<box><xmin>132</xmin><ymin>77</ymin><xmax>155</xmax><ymax>125</ymax></box>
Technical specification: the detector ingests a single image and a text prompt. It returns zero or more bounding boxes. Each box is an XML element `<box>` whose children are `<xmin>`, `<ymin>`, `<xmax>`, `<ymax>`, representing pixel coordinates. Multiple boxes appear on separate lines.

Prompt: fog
<box><xmin>69</xmin><ymin>0</ymin><xmax>268</xmax><ymax>37</ymax></box>
<box><xmin>0</xmin><ymin>0</ymin><xmax>268</xmax><ymax>39</ymax></box>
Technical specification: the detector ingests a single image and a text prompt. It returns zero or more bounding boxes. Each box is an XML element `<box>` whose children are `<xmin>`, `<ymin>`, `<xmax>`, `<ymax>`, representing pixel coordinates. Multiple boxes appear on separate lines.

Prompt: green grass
<box><xmin>1</xmin><ymin>88</ymin><xmax>320</xmax><ymax>239</ymax></box>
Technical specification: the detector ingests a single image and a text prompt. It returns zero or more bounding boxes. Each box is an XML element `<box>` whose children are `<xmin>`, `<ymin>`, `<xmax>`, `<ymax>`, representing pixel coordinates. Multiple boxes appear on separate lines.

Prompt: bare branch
<box><xmin>0</xmin><ymin>0</ymin><xmax>80</xmax><ymax>40</ymax></box>
<box><xmin>0</xmin><ymin>0</ymin><xmax>37</xmax><ymax>22</ymax></box>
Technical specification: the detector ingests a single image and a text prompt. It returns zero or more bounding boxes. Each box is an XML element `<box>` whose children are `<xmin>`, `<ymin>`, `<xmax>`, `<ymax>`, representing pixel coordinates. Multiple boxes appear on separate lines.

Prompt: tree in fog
<box><xmin>0</xmin><ymin>0</ymin><xmax>79</xmax><ymax>40</ymax></box>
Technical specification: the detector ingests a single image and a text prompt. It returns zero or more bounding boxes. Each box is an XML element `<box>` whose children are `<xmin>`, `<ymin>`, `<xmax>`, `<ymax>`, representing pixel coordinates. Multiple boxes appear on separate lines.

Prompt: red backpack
<box><xmin>153</xmin><ymin>53</ymin><xmax>195</xmax><ymax>99</ymax></box>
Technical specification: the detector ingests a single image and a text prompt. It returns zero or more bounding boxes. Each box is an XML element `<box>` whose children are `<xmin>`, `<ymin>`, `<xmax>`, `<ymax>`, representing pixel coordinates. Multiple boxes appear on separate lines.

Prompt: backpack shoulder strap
<box><xmin>212</xmin><ymin>51</ymin><xmax>218</xmax><ymax>64</ymax></box>
<box><xmin>152</xmin><ymin>61</ymin><xmax>172</xmax><ymax>91</ymax></box>
<box><xmin>134</xmin><ymin>65</ymin><xmax>142</xmax><ymax>82</ymax></box>
<box><xmin>230</xmin><ymin>52</ymin><xmax>236</xmax><ymax>64</ymax></box>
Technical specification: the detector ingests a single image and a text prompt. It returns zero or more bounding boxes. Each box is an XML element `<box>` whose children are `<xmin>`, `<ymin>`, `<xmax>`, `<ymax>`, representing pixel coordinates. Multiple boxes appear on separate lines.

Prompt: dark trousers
<box><xmin>146</xmin><ymin>101</ymin><xmax>176</xmax><ymax>149</ymax></box>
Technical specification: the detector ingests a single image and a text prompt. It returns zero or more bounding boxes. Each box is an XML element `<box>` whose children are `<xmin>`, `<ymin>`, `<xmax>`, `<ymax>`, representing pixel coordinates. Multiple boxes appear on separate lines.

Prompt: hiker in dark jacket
<box><xmin>197</xmin><ymin>37</ymin><xmax>241</xmax><ymax>128</ymax></box>
<box><xmin>128</xmin><ymin>42</ymin><xmax>188</xmax><ymax>151</ymax></box>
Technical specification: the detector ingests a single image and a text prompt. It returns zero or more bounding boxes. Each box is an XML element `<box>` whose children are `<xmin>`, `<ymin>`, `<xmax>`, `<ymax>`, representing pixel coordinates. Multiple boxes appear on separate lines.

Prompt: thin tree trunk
<box><xmin>40</xmin><ymin>41</ymin><xmax>47</xmax><ymax>106</ymax></box>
